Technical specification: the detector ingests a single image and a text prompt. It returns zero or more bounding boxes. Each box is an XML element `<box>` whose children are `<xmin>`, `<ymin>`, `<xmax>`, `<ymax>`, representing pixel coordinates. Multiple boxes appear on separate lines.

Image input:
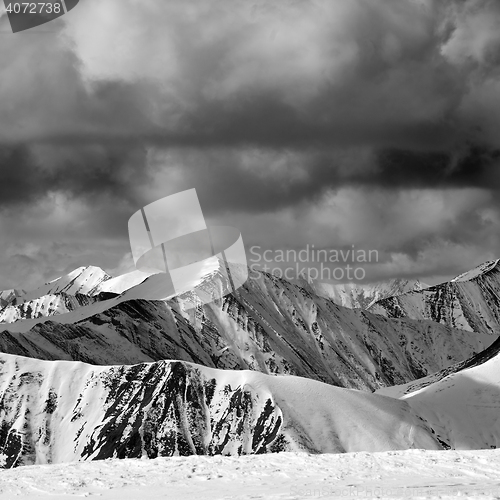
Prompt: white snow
<box><xmin>0</xmin><ymin>449</ymin><xmax>499</xmax><ymax>499</ymax></box>
<box><xmin>93</xmin><ymin>269</ymin><xmax>156</xmax><ymax>295</ymax></box>
<box><xmin>22</xmin><ymin>266</ymin><xmax>112</xmax><ymax>301</ymax></box>
<box><xmin>402</xmin><ymin>352</ymin><xmax>500</xmax><ymax>450</ymax></box>
<box><xmin>376</xmin><ymin>337</ymin><xmax>500</xmax><ymax>451</ymax></box>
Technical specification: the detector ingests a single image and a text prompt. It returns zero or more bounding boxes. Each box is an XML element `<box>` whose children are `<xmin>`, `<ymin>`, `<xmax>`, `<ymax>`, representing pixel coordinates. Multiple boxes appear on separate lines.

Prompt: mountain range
<box><xmin>0</xmin><ymin>263</ymin><xmax>493</xmax><ymax>390</ymax></box>
<box><xmin>302</xmin><ymin>277</ymin><xmax>428</xmax><ymax>309</ymax></box>
<box><xmin>369</xmin><ymin>259</ymin><xmax>500</xmax><ymax>335</ymax></box>
<box><xmin>0</xmin><ymin>258</ymin><xmax>499</xmax><ymax>467</ymax></box>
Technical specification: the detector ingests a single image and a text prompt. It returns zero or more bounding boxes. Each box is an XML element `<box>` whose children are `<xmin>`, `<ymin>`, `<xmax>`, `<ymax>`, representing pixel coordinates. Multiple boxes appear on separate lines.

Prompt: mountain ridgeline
<box><xmin>0</xmin><ymin>265</ymin><xmax>493</xmax><ymax>391</ymax></box>
<box><xmin>1</xmin><ymin>259</ymin><xmax>500</xmax><ymax>467</ymax></box>
<box><xmin>0</xmin><ymin>353</ymin><xmax>442</xmax><ymax>467</ymax></box>
<box><xmin>369</xmin><ymin>260</ymin><xmax>500</xmax><ymax>335</ymax></box>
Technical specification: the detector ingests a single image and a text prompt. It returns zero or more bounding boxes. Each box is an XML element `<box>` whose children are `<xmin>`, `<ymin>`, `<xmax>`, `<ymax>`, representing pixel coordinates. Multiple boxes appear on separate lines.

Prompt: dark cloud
<box><xmin>140</xmin><ymin>145</ymin><xmax>500</xmax><ymax>218</ymax></box>
<box><xmin>375</xmin><ymin>147</ymin><xmax>500</xmax><ymax>190</ymax></box>
<box><xmin>0</xmin><ymin>144</ymin><xmax>150</xmax><ymax>210</ymax></box>
<box><xmin>1</xmin><ymin>0</ymin><xmax>500</xmax><ymax>288</ymax></box>
<box><xmin>1</xmin><ymin>0</ymin><xmax>499</xmax><ymax>213</ymax></box>
<box><xmin>0</xmin><ymin>0</ymin><xmax>496</xmax><ymax>151</ymax></box>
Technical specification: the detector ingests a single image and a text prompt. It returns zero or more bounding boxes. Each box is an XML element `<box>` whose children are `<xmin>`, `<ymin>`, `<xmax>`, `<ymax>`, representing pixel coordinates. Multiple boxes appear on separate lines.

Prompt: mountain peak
<box><xmin>22</xmin><ymin>265</ymin><xmax>113</xmax><ymax>301</ymax></box>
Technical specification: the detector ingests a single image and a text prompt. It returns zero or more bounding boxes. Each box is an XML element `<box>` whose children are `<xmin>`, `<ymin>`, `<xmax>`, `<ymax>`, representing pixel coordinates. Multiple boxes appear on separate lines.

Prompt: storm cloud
<box><xmin>1</xmin><ymin>0</ymin><xmax>500</xmax><ymax>288</ymax></box>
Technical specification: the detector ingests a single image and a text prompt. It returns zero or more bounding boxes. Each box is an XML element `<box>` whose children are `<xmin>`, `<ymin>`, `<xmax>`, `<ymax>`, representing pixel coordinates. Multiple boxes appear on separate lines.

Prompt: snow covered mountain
<box><xmin>369</xmin><ymin>259</ymin><xmax>500</xmax><ymax>335</ymax></box>
<box><xmin>0</xmin><ymin>353</ymin><xmax>441</xmax><ymax>467</ymax></box>
<box><xmin>0</xmin><ymin>265</ymin><xmax>491</xmax><ymax>391</ymax></box>
<box><xmin>302</xmin><ymin>278</ymin><xmax>428</xmax><ymax>309</ymax></box>
<box><xmin>21</xmin><ymin>266</ymin><xmax>113</xmax><ymax>301</ymax></box>
<box><xmin>0</xmin><ymin>292</ymin><xmax>104</xmax><ymax>323</ymax></box>
<box><xmin>377</xmin><ymin>334</ymin><xmax>500</xmax><ymax>449</ymax></box>
<box><xmin>1</xmin><ymin>259</ymin><xmax>500</xmax><ymax>470</ymax></box>
<box><xmin>376</xmin><ymin>335</ymin><xmax>500</xmax><ymax>398</ymax></box>
<box><xmin>0</xmin><ymin>266</ymin><xmax>153</xmax><ymax>324</ymax></box>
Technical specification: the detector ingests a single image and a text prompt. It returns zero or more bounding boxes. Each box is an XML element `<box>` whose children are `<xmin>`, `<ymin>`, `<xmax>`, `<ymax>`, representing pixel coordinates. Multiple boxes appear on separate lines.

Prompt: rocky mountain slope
<box><xmin>0</xmin><ymin>266</ymin><xmax>117</xmax><ymax>322</ymax></box>
<box><xmin>0</xmin><ymin>265</ymin><xmax>492</xmax><ymax>391</ymax></box>
<box><xmin>0</xmin><ymin>353</ymin><xmax>442</xmax><ymax>468</ymax></box>
<box><xmin>0</xmin><ymin>292</ymin><xmax>104</xmax><ymax>323</ymax></box>
<box><xmin>369</xmin><ymin>260</ymin><xmax>500</xmax><ymax>335</ymax></box>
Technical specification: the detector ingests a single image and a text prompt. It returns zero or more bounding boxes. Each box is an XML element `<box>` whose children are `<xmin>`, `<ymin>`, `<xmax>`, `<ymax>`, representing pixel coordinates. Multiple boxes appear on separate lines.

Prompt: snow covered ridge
<box><xmin>451</xmin><ymin>259</ymin><xmax>500</xmax><ymax>283</ymax></box>
<box><xmin>376</xmin><ymin>335</ymin><xmax>500</xmax><ymax>398</ymax></box>
<box><xmin>0</xmin><ymin>269</ymin><xmax>491</xmax><ymax>390</ymax></box>
<box><xmin>0</xmin><ymin>265</ymin><xmax>163</xmax><ymax>324</ymax></box>
<box><xmin>0</xmin><ymin>292</ymin><xmax>104</xmax><ymax>323</ymax></box>
<box><xmin>0</xmin><ymin>266</ymin><xmax>116</xmax><ymax>323</ymax></box>
<box><xmin>378</xmin><ymin>332</ymin><xmax>500</xmax><ymax>450</ymax></box>
<box><xmin>22</xmin><ymin>266</ymin><xmax>113</xmax><ymax>300</ymax></box>
<box><xmin>369</xmin><ymin>259</ymin><xmax>500</xmax><ymax>334</ymax></box>
<box><xmin>0</xmin><ymin>353</ymin><xmax>441</xmax><ymax>468</ymax></box>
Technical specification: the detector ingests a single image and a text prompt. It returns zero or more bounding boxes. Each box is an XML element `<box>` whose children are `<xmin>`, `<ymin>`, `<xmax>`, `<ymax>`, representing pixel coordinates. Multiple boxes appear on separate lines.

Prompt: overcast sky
<box><xmin>1</xmin><ymin>0</ymin><xmax>500</xmax><ymax>289</ymax></box>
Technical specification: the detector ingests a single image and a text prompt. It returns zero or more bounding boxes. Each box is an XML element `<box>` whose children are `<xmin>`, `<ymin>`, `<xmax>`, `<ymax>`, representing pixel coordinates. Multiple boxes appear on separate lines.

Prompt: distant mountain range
<box><xmin>302</xmin><ymin>277</ymin><xmax>428</xmax><ymax>309</ymax></box>
<box><xmin>369</xmin><ymin>259</ymin><xmax>500</xmax><ymax>334</ymax></box>
<box><xmin>0</xmin><ymin>263</ymin><xmax>493</xmax><ymax>390</ymax></box>
<box><xmin>0</xmin><ymin>258</ymin><xmax>499</xmax><ymax>467</ymax></box>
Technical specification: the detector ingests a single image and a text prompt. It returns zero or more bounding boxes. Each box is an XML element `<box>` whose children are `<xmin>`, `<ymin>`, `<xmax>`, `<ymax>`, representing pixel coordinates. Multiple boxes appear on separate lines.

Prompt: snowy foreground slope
<box><xmin>0</xmin><ymin>264</ymin><xmax>493</xmax><ymax>391</ymax></box>
<box><xmin>0</xmin><ymin>353</ymin><xmax>441</xmax><ymax>468</ymax></box>
<box><xmin>370</xmin><ymin>259</ymin><xmax>500</xmax><ymax>334</ymax></box>
<box><xmin>0</xmin><ymin>449</ymin><xmax>499</xmax><ymax>499</ymax></box>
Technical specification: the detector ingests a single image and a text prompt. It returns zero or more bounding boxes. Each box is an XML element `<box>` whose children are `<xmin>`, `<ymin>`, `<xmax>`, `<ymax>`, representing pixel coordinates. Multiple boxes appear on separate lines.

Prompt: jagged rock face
<box><xmin>369</xmin><ymin>260</ymin><xmax>500</xmax><ymax>335</ymax></box>
<box><xmin>303</xmin><ymin>278</ymin><xmax>428</xmax><ymax>309</ymax></box>
<box><xmin>0</xmin><ymin>270</ymin><xmax>492</xmax><ymax>391</ymax></box>
<box><xmin>0</xmin><ymin>354</ymin><xmax>441</xmax><ymax>467</ymax></box>
<box><xmin>0</xmin><ymin>293</ymin><xmax>104</xmax><ymax>323</ymax></box>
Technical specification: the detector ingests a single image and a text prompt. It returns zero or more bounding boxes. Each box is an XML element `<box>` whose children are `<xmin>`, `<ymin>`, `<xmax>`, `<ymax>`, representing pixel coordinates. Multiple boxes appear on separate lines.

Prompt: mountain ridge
<box><xmin>0</xmin><ymin>266</ymin><xmax>493</xmax><ymax>391</ymax></box>
<box><xmin>0</xmin><ymin>352</ymin><xmax>442</xmax><ymax>467</ymax></box>
<box><xmin>301</xmin><ymin>277</ymin><xmax>428</xmax><ymax>309</ymax></box>
<box><xmin>369</xmin><ymin>259</ymin><xmax>500</xmax><ymax>335</ymax></box>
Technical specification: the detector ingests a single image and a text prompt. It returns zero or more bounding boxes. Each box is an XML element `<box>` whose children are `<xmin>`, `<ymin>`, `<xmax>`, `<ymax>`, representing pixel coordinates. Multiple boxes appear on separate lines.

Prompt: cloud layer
<box><xmin>1</xmin><ymin>0</ymin><xmax>500</xmax><ymax>288</ymax></box>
